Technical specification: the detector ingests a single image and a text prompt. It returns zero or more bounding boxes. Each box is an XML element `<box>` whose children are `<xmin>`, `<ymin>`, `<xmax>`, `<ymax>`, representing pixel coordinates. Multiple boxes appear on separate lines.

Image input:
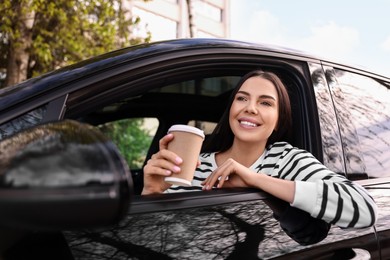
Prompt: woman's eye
<box><xmin>236</xmin><ymin>96</ymin><xmax>247</xmax><ymax>101</ymax></box>
<box><xmin>260</xmin><ymin>101</ymin><xmax>272</xmax><ymax>106</ymax></box>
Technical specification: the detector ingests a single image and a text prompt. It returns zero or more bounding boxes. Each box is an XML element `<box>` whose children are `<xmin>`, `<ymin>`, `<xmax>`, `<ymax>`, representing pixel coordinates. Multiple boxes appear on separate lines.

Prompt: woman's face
<box><xmin>229</xmin><ymin>76</ymin><xmax>279</xmax><ymax>146</ymax></box>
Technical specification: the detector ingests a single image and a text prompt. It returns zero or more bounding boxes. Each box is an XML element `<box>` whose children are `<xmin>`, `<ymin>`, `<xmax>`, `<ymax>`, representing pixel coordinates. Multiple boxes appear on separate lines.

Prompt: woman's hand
<box><xmin>201</xmin><ymin>158</ymin><xmax>256</xmax><ymax>190</ymax></box>
<box><xmin>142</xmin><ymin>134</ymin><xmax>183</xmax><ymax>195</ymax></box>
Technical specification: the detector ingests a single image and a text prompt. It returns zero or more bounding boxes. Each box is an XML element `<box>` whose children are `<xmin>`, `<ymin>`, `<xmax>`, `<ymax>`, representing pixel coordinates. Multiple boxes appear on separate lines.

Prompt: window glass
<box><xmin>0</xmin><ymin>105</ymin><xmax>47</xmax><ymax>140</ymax></box>
<box><xmin>309</xmin><ymin>64</ymin><xmax>345</xmax><ymax>174</ymax></box>
<box><xmin>132</xmin><ymin>7</ymin><xmax>177</xmax><ymax>41</ymax></box>
<box><xmin>97</xmin><ymin>118</ymin><xmax>158</xmax><ymax>169</ymax></box>
<box><xmin>193</xmin><ymin>1</ymin><xmax>222</xmax><ymax>22</ymax></box>
<box><xmin>330</xmin><ymin>69</ymin><xmax>390</xmax><ymax>178</ymax></box>
<box><xmin>197</xmin><ymin>30</ymin><xmax>218</xmax><ymax>38</ymax></box>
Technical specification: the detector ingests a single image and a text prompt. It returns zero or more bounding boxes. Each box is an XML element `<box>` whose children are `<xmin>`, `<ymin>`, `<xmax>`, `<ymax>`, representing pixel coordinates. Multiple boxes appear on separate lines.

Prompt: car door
<box><xmin>1</xmin><ymin>39</ymin><xmax>384</xmax><ymax>259</ymax></box>
<box><xmin>61</xmin><ymin>51</ymin><xmax>378</xmax><ymax>258</ymax></box>
<box><xmin>320</xmin><ymin>64</ymin><xmax>390</xmax><ymax>259</ymax></box>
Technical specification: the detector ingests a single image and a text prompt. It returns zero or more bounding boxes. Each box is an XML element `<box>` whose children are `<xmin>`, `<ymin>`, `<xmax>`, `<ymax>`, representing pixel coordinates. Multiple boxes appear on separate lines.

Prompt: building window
<box><xmin>132</xmin><ymin>7</ymin><xmax>178</xmax><ymax>41</ymax></box>
<box><xmin>194</xmin><ymin>1</ymin><xmax>222</xmax><ymax>22</ymax></box>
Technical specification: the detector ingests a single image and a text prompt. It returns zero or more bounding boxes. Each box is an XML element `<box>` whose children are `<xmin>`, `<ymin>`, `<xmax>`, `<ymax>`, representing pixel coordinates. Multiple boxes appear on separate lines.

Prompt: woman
<box><xmin>142</xmin><ymin>70</ymin><xmax>377</xmax><ymax>228</ymax></box>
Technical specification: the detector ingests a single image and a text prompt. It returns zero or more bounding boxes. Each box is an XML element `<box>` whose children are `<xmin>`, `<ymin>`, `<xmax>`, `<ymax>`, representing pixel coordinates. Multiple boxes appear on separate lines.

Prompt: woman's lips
<box><xmin>238</xmin><ymin>119</ymin><xmax>260</xmax><ymax>128</ymax></box>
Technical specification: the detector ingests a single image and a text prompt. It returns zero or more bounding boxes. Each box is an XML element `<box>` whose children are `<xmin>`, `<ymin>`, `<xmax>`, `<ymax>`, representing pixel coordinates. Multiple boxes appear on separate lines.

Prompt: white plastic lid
<box><xmin>168</xmin><ymin>124</ymin><xmax>205</xmax><ymax>139</ymax></box>
<box><xmin>165</xmin><ymin>177</ymin><xmax>192</xmax><ymax>187</ymax></box>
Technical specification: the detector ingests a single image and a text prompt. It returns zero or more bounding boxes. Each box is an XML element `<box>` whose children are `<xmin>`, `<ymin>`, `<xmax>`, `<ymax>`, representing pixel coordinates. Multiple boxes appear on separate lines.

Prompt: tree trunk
<box><xmin>4</xmin><ymin>1</ymin><xmax>35</xmax><ymax>87</ymax></box>
<box><xmin>186</xmin><ymin>0</ymin><xmax>195</xmax><ymax>38</ymax></box>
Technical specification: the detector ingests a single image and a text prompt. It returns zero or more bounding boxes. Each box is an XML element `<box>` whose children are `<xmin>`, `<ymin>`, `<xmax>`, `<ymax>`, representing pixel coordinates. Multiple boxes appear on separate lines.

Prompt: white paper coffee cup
<box><xmin>164</xmin><ymin>125</ymin><xmax>205</xmax><ymax>186</ymax></box>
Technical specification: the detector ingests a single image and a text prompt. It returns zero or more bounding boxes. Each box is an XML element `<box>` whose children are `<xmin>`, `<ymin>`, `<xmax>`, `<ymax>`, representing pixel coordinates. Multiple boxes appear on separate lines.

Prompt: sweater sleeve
<box><xmin>270</xmin><ymin>143</ymin><xmax>378</xmax><ymax>228</ymax></box>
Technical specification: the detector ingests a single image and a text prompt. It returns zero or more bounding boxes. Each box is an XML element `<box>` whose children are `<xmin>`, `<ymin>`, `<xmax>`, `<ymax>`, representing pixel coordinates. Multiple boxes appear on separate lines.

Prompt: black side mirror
<box><xmin>0</xmin><ymin>120</ymin><xmax>132</xmax><ymax>231</ymax></box>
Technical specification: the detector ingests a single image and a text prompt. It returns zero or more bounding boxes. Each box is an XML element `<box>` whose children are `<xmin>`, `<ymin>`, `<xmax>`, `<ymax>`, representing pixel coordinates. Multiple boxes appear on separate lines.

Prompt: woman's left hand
<box><xmin>201</xmin><ymin>158</ymin><xmax>256</xmax><ymax>190</ymax></box>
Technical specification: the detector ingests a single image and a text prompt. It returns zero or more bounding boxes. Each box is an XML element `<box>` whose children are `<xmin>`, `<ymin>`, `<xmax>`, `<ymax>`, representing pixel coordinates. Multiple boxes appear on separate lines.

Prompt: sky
<box><xmin>229</xmin><ymin>0</ymin><xmax>390</xmax><ymax>78</ymax></box>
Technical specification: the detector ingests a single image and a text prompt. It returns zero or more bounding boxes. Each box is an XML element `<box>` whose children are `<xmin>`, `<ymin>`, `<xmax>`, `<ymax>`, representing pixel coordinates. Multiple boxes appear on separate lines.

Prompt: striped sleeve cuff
<box><xmin>291</xmin><ymin>181</ymin><xmax>318</xmax><ymax>215</ymax></box>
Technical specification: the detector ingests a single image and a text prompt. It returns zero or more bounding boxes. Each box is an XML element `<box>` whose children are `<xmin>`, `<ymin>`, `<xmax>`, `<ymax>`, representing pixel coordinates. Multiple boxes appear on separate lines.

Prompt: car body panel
<box><xmin>0</xmin><ymin>38</ymin><xmax>389</xmax><ymax>259</ymax></box>
<box><xmin>64</xmin><ymin>191</ymin><xmax>381</xmax><ymax>259</ymax></box>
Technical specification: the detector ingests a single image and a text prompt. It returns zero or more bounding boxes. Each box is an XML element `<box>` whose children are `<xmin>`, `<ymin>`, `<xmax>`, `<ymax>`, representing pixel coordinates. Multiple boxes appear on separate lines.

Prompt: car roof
<box><xmin>0</xmin><ymin>38</ymin><xmax>388</xmax><ymax>112</ymax></box>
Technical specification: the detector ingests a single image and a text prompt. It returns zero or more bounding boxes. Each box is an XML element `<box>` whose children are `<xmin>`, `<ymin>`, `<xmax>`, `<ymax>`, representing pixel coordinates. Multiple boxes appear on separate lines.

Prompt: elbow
<box><xmin>351</xmin><ymin>200</ymin><xmax>378</xmax><ymax>228</ymax></box>
<box><xmin>363</xmin><ymin>202</ymin><xmax>378</xmax><ymax>228</ymax></box>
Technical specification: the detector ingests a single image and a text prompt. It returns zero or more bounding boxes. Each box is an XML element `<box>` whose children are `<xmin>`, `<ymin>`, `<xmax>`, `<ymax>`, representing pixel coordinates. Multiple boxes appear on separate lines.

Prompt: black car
<box><xmin>0</xmin><ymin>38</ymin><xmax>389</xmax><ymax>259</ymax></box>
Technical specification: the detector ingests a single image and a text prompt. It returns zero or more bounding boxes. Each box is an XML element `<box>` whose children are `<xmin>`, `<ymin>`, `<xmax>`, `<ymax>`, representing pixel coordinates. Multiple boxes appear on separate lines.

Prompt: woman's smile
<box><xmin>238</xmin><ymin>117</ymin><xmax>261</xmax><ymax>128</ymax></box>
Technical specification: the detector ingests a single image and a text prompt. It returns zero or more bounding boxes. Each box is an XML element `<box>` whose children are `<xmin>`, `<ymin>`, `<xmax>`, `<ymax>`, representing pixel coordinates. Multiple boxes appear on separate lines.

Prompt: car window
<box><xmin>91</xmin><ymin>76</ymin><xmax>240</xmax><ymax>168</ymax></box>
<box><xmin>0</xmin><ymin>105</ymin><xmax>47</xmax><ymax>140</ymax></box>
<box><xmin>309</xmin><ymin>64</ymin><xmax>345</xmax><ymax>175</ymax></box>
<box><xmin>97</xmin><ymin>118</ymin><xmax>217</xmax><ymax>169</ymax></box>
<box><xmin>97</xmin><ymin>118</ymin><xmax>158</xmax><ymax>169</ymax></box>
<box><xmin>327</xmin><ymin>68</ymin><xmax>390</xmax><ymax>178</ymax></box>
<box><xmin>71</xmin><ymin>69</ymin><xmax>308</xmax><ymax>194</ymax></box>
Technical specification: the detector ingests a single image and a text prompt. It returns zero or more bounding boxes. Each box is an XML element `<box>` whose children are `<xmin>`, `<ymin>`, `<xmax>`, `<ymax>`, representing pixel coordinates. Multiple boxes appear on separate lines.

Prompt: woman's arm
<box><xmin>274</xmin><ymin>146</ymin><xmax>378</xmax><ymax>228</ymax></box>
<box><xmin>202</xmin><ymin>159</ymin><xmax>296</xmax><ymax>203</ymax></box>
<box><xmin>202</xmin><ymin>143</ymin><xmax>378</xmax><ymax>228</ymax></box>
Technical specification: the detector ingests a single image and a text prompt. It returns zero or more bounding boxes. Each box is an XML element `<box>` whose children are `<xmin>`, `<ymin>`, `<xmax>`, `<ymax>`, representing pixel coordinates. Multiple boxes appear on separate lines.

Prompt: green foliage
<box><xmin>0</xmin><ymin>0</ymin><xmax>153</xmax><ymax>167</ymax></box>
<box><xmin>98</xmin><ymin>119</ymin><xmax>153</xmax><ymax>169</ymax></box>
<box><xmin>0</xmin><ymin>0</ymin><xmax>151</xmax><ymax>80</ymax></box>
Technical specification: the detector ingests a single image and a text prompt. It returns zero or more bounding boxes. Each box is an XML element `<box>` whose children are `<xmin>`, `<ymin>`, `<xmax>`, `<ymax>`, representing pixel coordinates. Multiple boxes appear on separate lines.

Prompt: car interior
<box><xmin>68</xmin><ymin>66</ymin><xmax>308</xmax><ymax>195</ymax></box>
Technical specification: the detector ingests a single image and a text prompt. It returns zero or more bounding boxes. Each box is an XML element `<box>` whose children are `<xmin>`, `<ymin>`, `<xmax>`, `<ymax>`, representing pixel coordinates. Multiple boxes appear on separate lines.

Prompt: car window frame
<box><xmin>63</xmin><ymin>61</ymin><xmax>317</xmax><ymax>196</ymax></box>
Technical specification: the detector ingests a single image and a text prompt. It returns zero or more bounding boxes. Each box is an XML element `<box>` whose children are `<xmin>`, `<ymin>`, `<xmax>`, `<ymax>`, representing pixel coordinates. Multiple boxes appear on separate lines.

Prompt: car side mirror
<box><xmin>0</xmin><ymin>120</ymin><xmax>133</xmax><ymax>231</ymax></box>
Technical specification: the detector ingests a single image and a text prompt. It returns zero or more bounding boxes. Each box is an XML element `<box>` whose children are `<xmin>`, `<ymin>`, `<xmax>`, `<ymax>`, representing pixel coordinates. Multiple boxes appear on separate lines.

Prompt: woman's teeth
<box><xmin>240</xmin><ymin>121</ymin><xmax>257</xmax><ymax>127</ymax></box>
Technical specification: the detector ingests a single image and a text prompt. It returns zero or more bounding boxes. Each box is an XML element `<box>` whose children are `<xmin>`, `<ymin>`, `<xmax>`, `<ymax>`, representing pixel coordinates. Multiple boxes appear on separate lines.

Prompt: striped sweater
<box><xmin>168</xmin><ymin>142</ymin><xmax>377</xmax><ymax>228</ymax></box>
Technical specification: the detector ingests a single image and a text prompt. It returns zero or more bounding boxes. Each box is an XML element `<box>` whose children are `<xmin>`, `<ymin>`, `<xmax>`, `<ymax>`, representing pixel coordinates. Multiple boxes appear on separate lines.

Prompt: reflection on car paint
<box><xmin>0</xmin><ymin>105</ymin><xmax>47</xmax><ymax>140</ymax></box>
<box><xmin>327</xmin><ymin>68</ymin><xmax>390</xmax><ymax>178</ymax></box>
<box><xmin>309</xmin><ymin>64</ymin><xmax>345</xmax><ymax>174</ymax></box>
<box><xmin>0</xmin><ymin>120</ymin><xmax>116</xmax><ymax>188</ymax></box>
<box><xmin>65</xmin><ymin>199</ymin><xmax>377</xmax><ymax>259</ymax></box>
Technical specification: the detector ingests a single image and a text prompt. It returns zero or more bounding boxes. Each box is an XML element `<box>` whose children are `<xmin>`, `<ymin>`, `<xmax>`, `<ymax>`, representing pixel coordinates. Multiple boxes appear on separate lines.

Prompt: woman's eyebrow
<box><xmin>237</xmin><ymin>91</ymin><xmax>276</xmax><ymax>100</ymax></box>
<box><xmin>259</xmin><ymin>95</ymin><xmax>277</xmax><ymax>101</ymax></box>
<box><xmin>237</xmin><ymin>90</ymin><xmax>249</xmax><ymax>96</ymax></box>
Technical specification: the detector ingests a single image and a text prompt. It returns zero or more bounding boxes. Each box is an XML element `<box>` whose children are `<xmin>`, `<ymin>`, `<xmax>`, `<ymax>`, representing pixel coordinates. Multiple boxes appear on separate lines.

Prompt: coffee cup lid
<box><xmin>168</xmin><ymin>124</ymin><xmax>205</xmax><ymax>139</ymax></box>
<box><xmin>165</xmin><ymin>177</ymin><xmax>192</xmax><ymax>186</ymax></box>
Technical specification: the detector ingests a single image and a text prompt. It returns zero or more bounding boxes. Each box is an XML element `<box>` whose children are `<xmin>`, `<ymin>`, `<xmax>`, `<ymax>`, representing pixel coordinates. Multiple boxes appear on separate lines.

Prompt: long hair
<box><xmin>202</xmin><ymin>70</ymin><xmax>292</xmax><ymax>153</ymax></box>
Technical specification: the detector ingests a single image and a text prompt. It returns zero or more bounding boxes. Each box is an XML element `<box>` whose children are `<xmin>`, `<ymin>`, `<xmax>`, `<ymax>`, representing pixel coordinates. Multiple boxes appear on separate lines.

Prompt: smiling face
<box><xmin>229</xmin><ymin>76</ymin><xmax>279</xmax><ymax>147</ymax></box>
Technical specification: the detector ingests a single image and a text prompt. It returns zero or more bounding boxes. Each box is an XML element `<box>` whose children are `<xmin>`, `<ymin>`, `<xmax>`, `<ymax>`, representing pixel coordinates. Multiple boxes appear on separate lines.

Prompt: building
<box><xmin>121</xmin><ymin>0</ymin><xmax>230</xmax><ymax>134</ymax></box>
<box><xmin>125</xmin><ymin>0</ymin><xmax>230</xmax><ymax>41</ymax></box>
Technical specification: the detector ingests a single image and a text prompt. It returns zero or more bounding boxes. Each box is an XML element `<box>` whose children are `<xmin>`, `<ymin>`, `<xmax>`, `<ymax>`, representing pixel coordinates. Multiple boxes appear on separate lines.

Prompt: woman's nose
<box><xmin>245</xmin><ymin>101</ymin><xmax>258</xmax><ymax>114</ymax></box>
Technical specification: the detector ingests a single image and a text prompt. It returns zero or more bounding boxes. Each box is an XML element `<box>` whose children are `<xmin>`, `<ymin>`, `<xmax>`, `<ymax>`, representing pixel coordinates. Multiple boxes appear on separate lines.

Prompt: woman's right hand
<box><xmin>142</xmin><ymin>133</ymin><xmax>183</xmax><ymax>195</ymax></box>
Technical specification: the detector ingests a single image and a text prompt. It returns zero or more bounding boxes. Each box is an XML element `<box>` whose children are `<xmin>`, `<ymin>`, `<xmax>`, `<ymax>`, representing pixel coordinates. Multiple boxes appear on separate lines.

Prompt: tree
<box><xmin>0</xmin><ymin>0</ymin><xmax>151</xmax><ymax>88</ymax></box>
<box><xmin>97</xmin><ymin>118</ymin><xmax>152</xmax><ymax>169</ymax></box>
<box><xmin>186</xmin><ymin>0</ymin><xmax>195</xmax><ymax>37</ymax></box>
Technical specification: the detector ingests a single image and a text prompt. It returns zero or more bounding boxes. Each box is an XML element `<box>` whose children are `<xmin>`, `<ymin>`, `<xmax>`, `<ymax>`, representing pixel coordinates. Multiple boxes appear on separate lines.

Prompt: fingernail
<box><xmin>166</xmin><ymin>170</ymin><xmax>172</xmax><ymax>175</ymax></box>
<box><xmin>173</xmin><ymin>166</ymin><xmax>181</xmax><ymax>172</ymax></box>
<box><xmin>175</xmin><ymin>157</ymin><xmax>183</xmax><ymax>164</ymax></box>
